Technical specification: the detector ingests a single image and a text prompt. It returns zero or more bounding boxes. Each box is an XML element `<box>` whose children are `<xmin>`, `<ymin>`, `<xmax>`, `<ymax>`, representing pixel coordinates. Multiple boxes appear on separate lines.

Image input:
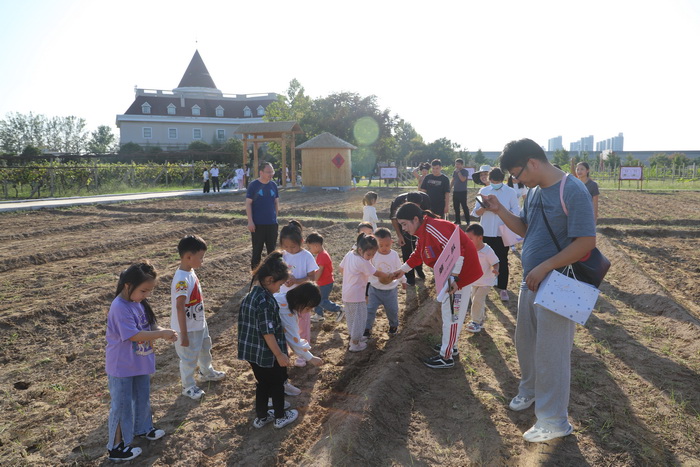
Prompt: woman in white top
<box><xmin>472</xmin><ymin>168</ymin><xmax>520</xmax><ymax>301</ymax></box>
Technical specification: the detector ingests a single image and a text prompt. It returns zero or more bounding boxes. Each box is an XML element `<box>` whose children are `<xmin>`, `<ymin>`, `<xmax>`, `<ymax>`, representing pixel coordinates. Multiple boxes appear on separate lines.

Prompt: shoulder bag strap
<box><xmin>538</xmin><ymin>187</ymin><xmax>563</xmax><ymax>252</ymax></box>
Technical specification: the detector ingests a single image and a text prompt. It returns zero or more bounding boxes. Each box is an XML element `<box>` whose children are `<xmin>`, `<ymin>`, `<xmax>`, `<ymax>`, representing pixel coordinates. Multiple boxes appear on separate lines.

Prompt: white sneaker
<box><xmin>310</xmin><ymin>314</ymin><xmax>324</xmax><ymax>323</ymax></box>
<box><xmin>335</xmin><ymin>308</ymin><xmax>345</xmax><ymax>322</ymax></box>
<box><xmin>509</xmin><ymin>394</ymin><xmax>534</xmax><ymax>411</ymax></box>
<box><xmin>273</xmin><ymin>409</ymin><xmax>299</xmax><ymax>429</ymax></box>
<box><xmin>182</xmin><ymin>386</ymin><xmax>205</xmax><ymax>400</ymax></box>
<box><xmin>348</xmin><ymin>341</ymin><xmax>367</xmax><ymax>352</ymax></box>
<box><xmin>199</xmin><ymin>369</ymin><xmax>226</xmax><ymax>382</ymax></box>
<box><xmin>284</xmin><ymin>381</ymin><xmax>301</xmax><ymax>396</ymax></box>
<box><xmin>523</xmin><ymin>423</ymin><xmax>573</xmax><ymax>442</ymax></box>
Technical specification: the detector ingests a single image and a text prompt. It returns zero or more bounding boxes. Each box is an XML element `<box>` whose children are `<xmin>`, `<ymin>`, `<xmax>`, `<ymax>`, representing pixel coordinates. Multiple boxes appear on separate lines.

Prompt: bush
<box><xmin>119</xmin><ymin>142</ymin><xmax>143</xmax><ymax>155</ymax></box>
<box><xmin>188</xmin><ymin>141</ymin><xmax>213</xmax><ymax>151</ymax></box>
<box><xmin>21</xmin><ymin>145</ymin><xmax>42</xmax><ymax>157</ymax></box>
<box><xmin>145</xmin><ymin>145</ymin><xmax>163</xmax><ymax>154</ymax></box>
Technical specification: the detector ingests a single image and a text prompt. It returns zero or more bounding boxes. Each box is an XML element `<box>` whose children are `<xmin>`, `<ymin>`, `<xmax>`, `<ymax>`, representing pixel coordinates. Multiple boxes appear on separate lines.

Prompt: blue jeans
<box><xmin>315</xmin><ymin>283</ymin><xmax>341</xmax><ymax>316</ymax></box>
<box><xmin>107</xmin><ymin>374</ymin><xmax>153</xmax><ymax>450</ymax></box>
<box><xmin>366</xmin><ymin>286</ymin><xmax>399</xmax><ymax>329</ymax></box>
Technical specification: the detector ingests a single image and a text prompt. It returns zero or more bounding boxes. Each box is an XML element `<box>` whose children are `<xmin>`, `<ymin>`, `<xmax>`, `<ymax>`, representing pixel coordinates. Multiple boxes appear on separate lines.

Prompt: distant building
<box><xmin>548</xmin><ymin>136</ymin><xmax>563</xmax><ymax>152</ymax></box>
<box><xmin>570</xmin><ymin>135</ymin><xmax>594</xmax><ymax>153</ymax></box>
<box><xmin>595</xmin><ymin>132</ymin><xmax>624</xmax><ymax>152</ymax></box>
<box><xmin>116</xmin><ymin>50</ymin><xmax>277</xmax><ymax>150</ymax></box>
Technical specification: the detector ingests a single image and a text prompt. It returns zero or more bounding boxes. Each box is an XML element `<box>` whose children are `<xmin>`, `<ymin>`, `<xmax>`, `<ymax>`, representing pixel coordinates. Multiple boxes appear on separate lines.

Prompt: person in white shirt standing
<box><xmin>464</xmin><ymin>224</ymin><xmax>499</xmax><ymax>333</ymax></box>
<box><xmin>472</xmin><ymin>168</ymin><xmax>519</xmax><ymax>301</ymax></box>
<box><xmin>210</xmin><ymin>164</ymin><xmax>220</xmax><ymax>192</ymax></box>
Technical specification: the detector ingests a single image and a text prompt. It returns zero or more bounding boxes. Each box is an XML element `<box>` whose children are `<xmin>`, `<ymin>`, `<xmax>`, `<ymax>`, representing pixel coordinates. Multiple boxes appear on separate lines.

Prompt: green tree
<box><xmin>474</xmin><ymin>149</ymin><xmax>486</xmax><ymax>165</ymax></box>
<box><xmin>87</xmin><ymin>125</ymin><xmax>116</xmax><ymax>154</ymax></box>
<box><xmin>21</xmin><ymin>145</ymin><xmax>42</xmax><ymax>157</ymax></box>
<box><xmin>552</xmin><ymin>148</ymin><xmax>570</xmax><ymax>168</ymax></box>
<box><xmin>188</xmin><ymin>141</ymin><xmax>213</xmax><ymax>151</ymax></box>
<box><xmin>670</xmin><ymin>152</ymin><xmax>690</xmax><ymax>167</ymax></box>
<box><xmin>648</xmin><ymin>153</ymin><xmax>670</xmax><ymax>167</ymax></box>
<box><xmin>0</xmin><ymin>112</ymin><xmax>46</xmax><ymax>154</ymax></box>
<box><xmin>393</xmin><ymin>118</ymin><xmax>423</xmax><ymax>163</ymax></box>
<box><xmin>425</xmin><ymin>137</ymin><xmax>460</xmax><ymax>165</ymax></box>
<box><xmin>622</xmin><ymin>153</ymin><xmax>641</xmax><ymax>166</ymax></box>
<box><xmin>119</xmin><ymin>142</ymin><xmax>143</xmax><ymax>155</ymax></box>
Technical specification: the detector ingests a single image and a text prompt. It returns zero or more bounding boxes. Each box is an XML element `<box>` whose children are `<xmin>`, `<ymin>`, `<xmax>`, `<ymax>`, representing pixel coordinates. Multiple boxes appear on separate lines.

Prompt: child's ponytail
<box><xmin>115</xmin><ymin>261</ymin><xmax>158</xmax><ymax>325</ymax></box>
<box><xmin>355</xmin><ymin>233</ymin><xmax>379</xmax><ymax>255</ymax></box>
<box><xmin>251</xmin><ymin>251</ymin><xmax>290</xmax><ymax>291</ymax></box>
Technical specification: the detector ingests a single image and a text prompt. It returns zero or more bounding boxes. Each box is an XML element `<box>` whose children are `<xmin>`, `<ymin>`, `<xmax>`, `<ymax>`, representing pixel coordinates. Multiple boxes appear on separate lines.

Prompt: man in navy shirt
<box><xmin>246</xmin><ymin>162</ymin><xmax>279</xmax><ymax>270</ymax></box>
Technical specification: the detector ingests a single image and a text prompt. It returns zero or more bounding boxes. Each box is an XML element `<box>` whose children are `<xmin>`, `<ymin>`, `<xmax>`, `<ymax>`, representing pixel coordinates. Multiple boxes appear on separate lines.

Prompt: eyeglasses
<box><xmin>511</xmin><ymin>162</ymin><xmax>529</xmax><ymax>181</ymax></box>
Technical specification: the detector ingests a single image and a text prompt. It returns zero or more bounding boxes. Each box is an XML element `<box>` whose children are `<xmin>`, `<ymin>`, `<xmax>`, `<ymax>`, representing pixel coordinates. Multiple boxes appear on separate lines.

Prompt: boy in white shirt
<box><xmin>465</xmin><ymin>224</ymin><xmax>500</xmax><ymax>333</ymax></box>
<box><xmin>365</xmin><ymin>228</ymin><xmax>406</xmax><ymax>337</ymax></box>
<box><xmin>171</xmin><ymin>235</ymin><xmax>225</xmax><ymax>400</ymax></box>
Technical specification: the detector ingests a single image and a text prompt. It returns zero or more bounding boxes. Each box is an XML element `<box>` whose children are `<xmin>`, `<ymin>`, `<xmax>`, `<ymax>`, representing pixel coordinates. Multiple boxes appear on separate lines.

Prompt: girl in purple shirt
<box><xmin>105</xmin><ymin>262</ymin><xmax>177</xmax><ymax>461</ymax></box>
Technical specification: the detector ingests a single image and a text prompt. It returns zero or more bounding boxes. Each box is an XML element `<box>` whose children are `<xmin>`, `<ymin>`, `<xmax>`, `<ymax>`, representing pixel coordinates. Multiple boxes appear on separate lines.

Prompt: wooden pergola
<box><xmin>235</xmin><ymin>121</ymin><xmax>303</xmax><ymax>187</ymax></box>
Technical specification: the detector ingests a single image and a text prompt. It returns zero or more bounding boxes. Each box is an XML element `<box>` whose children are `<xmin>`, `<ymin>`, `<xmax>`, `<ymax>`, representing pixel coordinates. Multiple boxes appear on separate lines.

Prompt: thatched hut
<box><xmin>297</xmin><ymin>132</ymin><xmax>357</xmax><ymax>191</ymax></box>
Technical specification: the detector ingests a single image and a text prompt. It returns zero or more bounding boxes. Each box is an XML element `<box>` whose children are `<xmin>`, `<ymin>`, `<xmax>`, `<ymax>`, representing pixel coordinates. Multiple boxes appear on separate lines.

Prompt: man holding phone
<box><xmin>482</xmin><ymin>138</ymin><xmax>595</xmax><ymax>443</ymax></box>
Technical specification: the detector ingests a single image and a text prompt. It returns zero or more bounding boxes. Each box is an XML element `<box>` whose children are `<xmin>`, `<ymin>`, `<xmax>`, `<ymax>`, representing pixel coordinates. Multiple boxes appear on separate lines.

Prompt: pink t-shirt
<box><xmin>339</xmin><ymin>250</ymin><xmax>376</xmax><ymax>303</ymax></box>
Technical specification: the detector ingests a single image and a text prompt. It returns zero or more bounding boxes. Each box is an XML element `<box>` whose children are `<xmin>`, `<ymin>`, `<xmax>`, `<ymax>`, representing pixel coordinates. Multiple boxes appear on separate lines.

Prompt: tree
<box><xmin>648</xmin><ymin>153</ymin><xmax>670</xmax><ymax>167</ymax></box>
<box><xmin>552</xmin><ymin>148</ymin><xmax>570</xmax><ymax>168</ymax></box>
<box><xmin>188</xmin><ymin>141</ymin><xmax>212</xmax><ymax>151</ymax></box>
<box><xmin>87</xmin><ymin>125</ymin><xmax>116</xmax><ymax>154</ymax></box>
<box><xmin>119</xmin><ymin>142</ymin><xmax>143</xmax><ymax>155</ymax></box>
<box><xmin>474</xmin><ymin>149</ymin><xmax>486</xmax><ymax>165</ymax></box>
<box><xmin>670</xmin><ymin>152</ymin><xmax>690</xmax><ymax>167</ymax></box>
<box><xmin>21</xmin><ymin>145</ymin><xmax>42</xmax><ymax>157</ymax></box>
<box><xmin>425</xmin><ymin>137</ymin><xmax>460</xmax><ymax>165</ymax></box>
<box><xmin>393</xmin><ymin>118</ymin><xmax>423</xmax><ymax>163</ymax></box>
<box><xmin>622</xmin><ymin>153</ymin><xmax>641</xmax><ymax>166</ymax></box>
<box><xmin>0</xmin><ymin>112</ymin><xmax>45</xmax><ymax>154</ymax></box>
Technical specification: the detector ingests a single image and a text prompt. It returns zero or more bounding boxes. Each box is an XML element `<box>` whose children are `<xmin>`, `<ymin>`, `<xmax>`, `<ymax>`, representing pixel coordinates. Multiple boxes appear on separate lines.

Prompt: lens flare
<box><xmin>353</xmin><ymin>117</ymin><xmax>380</xmax><ymax>146</ymax></box>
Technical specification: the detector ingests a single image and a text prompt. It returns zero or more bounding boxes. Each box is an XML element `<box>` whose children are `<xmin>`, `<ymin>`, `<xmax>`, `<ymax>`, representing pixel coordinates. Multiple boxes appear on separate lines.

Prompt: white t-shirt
<box><xmin>472</xmin><ymin>184</ymin><xmax>520</xmax><ymax>237</ymax></box>
<box><xmin>472</xmin><ymin>244</ymin><xmax>499</xmax><ymax>287</ymax></box>
<box><xmin>362</xmin><ymin>205</ymin><xmax>379</xmax><ymax>230</ymax></box>
<box><xmin>170</xmin><ymin>268</ymin><xmax>206</xmax><ymax>333</ymax></box>
<box><xmin>368</xmin><ymin>249</ymin><xmax>405</xmax><ymax>290</ymax></box>
<box><xmin>274</xmin><ymin>292</ymin><xmax>313</xmax><ymax>361</ymax></box>
<box><xmin>235</xmin><ymin>168</ymin><xmax>244</xmax><ymax>179</ymax></box>
<box><xmin>279</xmin><ymin>249</ymin><xmax>319</xmax><ymax>295</ymax></box>
<box><xmin>340</xmin><ymin>250</ymin><xmax>376</xmax><ymax>302</ymax></box>
<box><xmin>210</xmin><ymin>167</ymin><xmax>219</xmax><ymax>177</ymax></box>
<box><xmin>203</xmin><ymin>170</ymin><xmax>210</xmax><ymax>181</ymax></box>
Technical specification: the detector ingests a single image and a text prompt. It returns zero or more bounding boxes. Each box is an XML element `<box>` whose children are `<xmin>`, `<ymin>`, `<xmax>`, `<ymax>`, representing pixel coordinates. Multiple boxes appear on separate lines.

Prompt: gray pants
<box><xmin>366</xmin><ymin>286</ymin><xmax>399</xmax><ymax>329</ymax></box>
<box><xmin>515</xmin><ymin>281</ymin><xmax>575</xmax><ymax>432</ymax></box>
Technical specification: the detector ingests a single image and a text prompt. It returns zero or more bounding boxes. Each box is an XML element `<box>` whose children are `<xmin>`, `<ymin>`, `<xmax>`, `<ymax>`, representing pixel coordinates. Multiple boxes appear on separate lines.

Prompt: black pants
<box><xmin>203</xmin><ymin>180</ymin><xmax>210</xmax><ymax>193</ymax></box>
<box><xmin>211</xmin><ymin>176</ymin><xmax>220</xmax><ymax>192</ymax></box>
<box><xmin>484</xmin><ymin>236</ymin><xmax>509</xmax><ymax>290</ymax></box>
<box><xmin>249</xmin><ymin>361</ymin><xmax>287</xmax><ymax>418</ymax></box>
<box><xmin>251</xmin><ymin>223</ymin><xmax>279</xmax><ymax>270</ymax></box>
<box><xmin>453</xmin><ymin>191</ymin><xmax>469</xmax><ymax>225</ymax></box>
<box><xmin>401</xmin><ymin>231</ymin><xmax>424</xmax><ymax>284</ymax></box>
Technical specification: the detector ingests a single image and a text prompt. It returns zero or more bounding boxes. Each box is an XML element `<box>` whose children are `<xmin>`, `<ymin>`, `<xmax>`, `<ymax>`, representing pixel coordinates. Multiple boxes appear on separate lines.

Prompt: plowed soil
<box><xmin>1</xmin><ymin>188</ymin><xmax>698</xmax><ymax>466</ymax></box>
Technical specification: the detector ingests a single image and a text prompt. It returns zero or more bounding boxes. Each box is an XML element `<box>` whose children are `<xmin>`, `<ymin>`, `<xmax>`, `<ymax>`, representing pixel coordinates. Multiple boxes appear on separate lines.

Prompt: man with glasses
<box><xmin>482</xmin><ymin>138</ymin><xmax>595</xmax><ymax>443</ymax></box>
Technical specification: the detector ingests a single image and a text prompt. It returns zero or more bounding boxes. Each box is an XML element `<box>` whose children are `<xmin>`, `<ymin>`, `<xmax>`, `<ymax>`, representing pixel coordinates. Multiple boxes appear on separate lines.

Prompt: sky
<box><xmin>1</xmin><ymin>0</ymin><xmax>699</xmax><ymax>152</ymax></box>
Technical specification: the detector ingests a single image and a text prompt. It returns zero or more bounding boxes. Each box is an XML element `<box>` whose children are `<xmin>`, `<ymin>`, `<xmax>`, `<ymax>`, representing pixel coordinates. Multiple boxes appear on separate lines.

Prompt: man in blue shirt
<box><xmin>246</xmin><ymin>162</ymin><xmax>280</xmax><ymax>270</ymax></box>
<box><xmin>483</xmin><ymin>138</ymin><xmax>595</xmax><ymax>443</ymax></box>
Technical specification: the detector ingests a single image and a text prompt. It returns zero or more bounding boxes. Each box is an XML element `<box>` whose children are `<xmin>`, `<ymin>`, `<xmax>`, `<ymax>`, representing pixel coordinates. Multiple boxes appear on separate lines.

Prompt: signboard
<box><xmin>380</xmin><ymin>167</ymin><xmax>398</xmax><ymax>179</ymax></box>
<box><xmin>619</xmin><ymin>166</ymin><xmax>643</xmax><ymax>180</ymax></box>
<box><xmin>433</xmin><ymin>227</ymin><xmax>461</xmax><ymax>294</ymax></box>
<box><xmin>465</xmin><ymin>167</ymin><xmax>476</xmax><ymax>178</ymax></box>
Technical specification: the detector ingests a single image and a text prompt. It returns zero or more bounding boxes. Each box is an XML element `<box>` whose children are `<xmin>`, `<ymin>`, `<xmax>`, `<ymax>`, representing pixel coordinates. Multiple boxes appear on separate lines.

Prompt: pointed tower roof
<box><xmin>177</xmin><ymin>50</ymin><xmax>218</xmax><ymax>89</ymax></box>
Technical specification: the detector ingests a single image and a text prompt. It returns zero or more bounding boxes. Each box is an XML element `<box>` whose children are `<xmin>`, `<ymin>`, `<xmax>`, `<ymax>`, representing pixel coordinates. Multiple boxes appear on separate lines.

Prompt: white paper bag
<box><xmin>534</xmin><ymin>269</ymin><xmax>600</xmax><ymax>325</ymax></box>
<box><xmin>499</xmin><ymin>224</ymin><xmax>523</xmax><ymax>247</ymax></box>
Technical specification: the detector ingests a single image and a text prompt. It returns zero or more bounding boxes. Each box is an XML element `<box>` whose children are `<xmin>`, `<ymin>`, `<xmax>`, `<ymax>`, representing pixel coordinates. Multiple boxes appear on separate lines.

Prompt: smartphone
<box><xmin>476</xmin><ymin>195</ymin><xmax>489</xmax><ymax>209</ymax></box>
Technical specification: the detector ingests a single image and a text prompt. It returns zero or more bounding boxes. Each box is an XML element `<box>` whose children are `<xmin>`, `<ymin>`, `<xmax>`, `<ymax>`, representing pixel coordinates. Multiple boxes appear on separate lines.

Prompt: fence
<box><xmin>0</xmin><ymin>162</ymin><xmax>234</xmax><ymax>199</ymax></box>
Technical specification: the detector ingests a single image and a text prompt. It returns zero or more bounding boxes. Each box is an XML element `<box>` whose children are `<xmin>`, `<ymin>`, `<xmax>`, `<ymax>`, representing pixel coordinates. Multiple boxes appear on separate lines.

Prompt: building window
<box><xmin>193</xmin><ymin>128</ymin><xmax>202</xmax><ymax>140</ymax></box>
<box><xmin>216</xmin><ymin>129</ymin><xmax>225</xmax><ymax>141</ymax></box>
<box><xmin>216</xmin><ymin>106</ymin><xmax>224</xmax><ymax>117</ymax></box>
<box><xmin>141</xmin><ymin>102</ymin><xmax>151</xmax><ymax>114</ymax></box>
<box><xmin>167</xmin><ymin>104</ymin><xmax>176</xmax><ymax>115</ymax></box>
<box><xmin>168</xmin><ymin>128</ymin><xmax>178</xmax><ymax>139</ymax></box>
<box><xmin>143</xmin><ymin>127</ymin><xmax>152</xmax><ymax>139</ymax></box>
<box><xmin>192</xmin><ymin>105</ymin><xmax>201</xmax><ymax>116</ymax></box>
<box><xmin>257</xmin><ymin>105</ymin><xmax>265</xmax><ymax>116</ymax></box>
<box><xmin>243</xmin><ymin>106</ymin><xmax>252</xmax><ymax>117</ymax></box>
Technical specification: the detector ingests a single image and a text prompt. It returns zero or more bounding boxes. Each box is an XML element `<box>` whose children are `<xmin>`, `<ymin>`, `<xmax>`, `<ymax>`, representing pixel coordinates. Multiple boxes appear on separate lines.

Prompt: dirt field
<box><xmin>0</xmin><ymin>188</ymin><xmax>698</xmax><ymax>466</ymax></box>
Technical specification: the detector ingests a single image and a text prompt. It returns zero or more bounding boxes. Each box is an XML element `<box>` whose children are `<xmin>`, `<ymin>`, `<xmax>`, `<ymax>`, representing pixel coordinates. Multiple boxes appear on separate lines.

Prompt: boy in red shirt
<box><xmin>306</xmin><ymin>233</ymin><xmax>344</xmax><ymax>322</ymax></box>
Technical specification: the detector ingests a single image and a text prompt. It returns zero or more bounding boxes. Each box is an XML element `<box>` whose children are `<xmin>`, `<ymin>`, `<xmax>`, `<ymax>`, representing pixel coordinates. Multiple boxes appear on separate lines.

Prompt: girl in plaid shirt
<box><xmin>237</xmin><ymin>252</ymin><xmax>299</xmax><ymax>429</ymax></box>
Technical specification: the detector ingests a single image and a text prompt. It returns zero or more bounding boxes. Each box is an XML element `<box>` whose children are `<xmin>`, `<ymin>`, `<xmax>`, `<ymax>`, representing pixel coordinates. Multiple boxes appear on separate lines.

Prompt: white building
<box><xmin>116</xmin><ymin>50</ymin><xmax>277</xmax><ymax>150</ymax></box>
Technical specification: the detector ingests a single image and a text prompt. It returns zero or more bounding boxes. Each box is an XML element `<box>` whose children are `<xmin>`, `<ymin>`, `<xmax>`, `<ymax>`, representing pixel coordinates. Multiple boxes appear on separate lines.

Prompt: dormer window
<box><xmin>257</xmin><ymin>105</ymin><xmax>265</xmax><ymax>116</ymax></box>
<box><xmin>167</xmin><ymin>104</ymin><xmax>176</xmax><ymax>115</ymax></box>
<box><xmin>141</xmin><ymin>102</ymin><xmax>151</xmax><ymax>114</ymax></box>
<box><xmin>216</xmin><ymin>106</ymin><xmax>224</xmax><ymax>117</ymax></box>
<box><xmin>243</xmin><ymin>106</ymin><xmax>252</xmax><ymax>117</ymax></box>
<box><xmin>192</xmin><ymin>105</ymin><xmax>201</xmax><ymax>116</ymax></box>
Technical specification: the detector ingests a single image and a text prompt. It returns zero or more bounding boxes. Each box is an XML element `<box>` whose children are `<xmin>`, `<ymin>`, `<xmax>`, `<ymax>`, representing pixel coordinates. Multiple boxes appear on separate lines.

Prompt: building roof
<box><xmin>235</xmin><ymin>121</ymin><xmax>303</xmax><ymax>135</ymax></box>
<box><xmin>296</xmin><ymin>132</ymin><xmax>357</xmax><ymax>150</ymax></box>
<box><xmin>123</xmin><ymin>95</ymin><xmax>275</xmax><ymax>118</ymax></box>
<box><xmin>177</xmin><ymin>50</ymin><xmax>217</xmax><ymax>89</ymax></box>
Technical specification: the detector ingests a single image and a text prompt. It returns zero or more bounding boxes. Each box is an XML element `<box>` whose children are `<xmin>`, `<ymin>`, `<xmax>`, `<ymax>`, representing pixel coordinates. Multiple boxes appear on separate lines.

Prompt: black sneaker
<box><xmin>388</xmin><ymin>326</ymin><xmax>398</xmax><ymax>336</ymax></box>
<box><xmin>363</xmin><ymin>329</ymin><xmax>371</xmax><ymax>338</ymax></box>
<box><xmin>432</xmin><ymin>344</ymin><xmax>459</xmax><ymax>357</ymax></box>
<box><xmin>138</xmin><ymin>428</ymin><xmax>165</xmax><ymax>441</ymax></box>
<box><xmin>108</xmin><ymin>442</ymin><xmax>142</xmax><ymax>462</ymax></box>
<box><xmin>424</xmin><ymin>355</ymin><xmax>455</xmax><ymax>369</ymax></box>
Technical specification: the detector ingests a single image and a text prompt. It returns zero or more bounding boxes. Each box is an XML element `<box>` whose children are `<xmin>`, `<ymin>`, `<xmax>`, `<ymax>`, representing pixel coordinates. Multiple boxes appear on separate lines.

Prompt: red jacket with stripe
<box><xmin>406</xmin><ymin>217</ymin><xmax>482</xmax><ymax>288</ymax></box>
